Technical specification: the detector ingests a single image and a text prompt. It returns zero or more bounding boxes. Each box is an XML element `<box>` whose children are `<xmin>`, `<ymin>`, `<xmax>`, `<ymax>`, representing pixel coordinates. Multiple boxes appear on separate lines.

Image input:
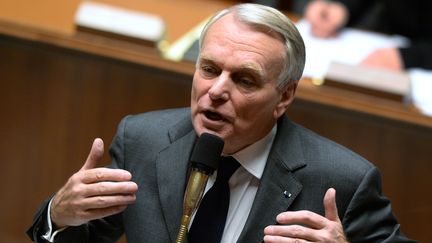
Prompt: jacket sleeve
<box><xmin>342</xmin><ymin>167</ymin><xmax>417</xmax><ymax>242</ymax></box>
<box><xmin>26</xmin><ymin>198</ymin><xmax>51</xmax><ymax>243</ymax></box>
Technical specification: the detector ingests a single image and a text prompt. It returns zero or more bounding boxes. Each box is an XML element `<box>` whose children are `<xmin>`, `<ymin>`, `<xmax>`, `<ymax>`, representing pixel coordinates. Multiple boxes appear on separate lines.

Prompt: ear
<box><xmin>273</xmin><ymin>83</ymin><xmax>297</xmax><ymax>119</ymax></box>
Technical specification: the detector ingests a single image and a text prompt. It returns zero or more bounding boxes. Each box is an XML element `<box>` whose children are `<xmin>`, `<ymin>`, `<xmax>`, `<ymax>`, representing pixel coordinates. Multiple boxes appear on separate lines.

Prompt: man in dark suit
<box><xmin>28</xmin><ymin>3</ymin><xmax>415</xmax><ymax>243</ymax></box>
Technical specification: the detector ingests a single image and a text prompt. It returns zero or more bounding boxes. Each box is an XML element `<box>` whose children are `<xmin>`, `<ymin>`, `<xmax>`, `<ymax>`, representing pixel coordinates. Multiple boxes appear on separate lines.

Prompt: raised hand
<box><xmin>50</xmin><ymin>138</ymin><xmax>138</xmax><ymax>228</ymax></box>
<box><xmin>263</xmin><ymin>188</ymin><xmax>347</xmax><ymax>243</ymax></box>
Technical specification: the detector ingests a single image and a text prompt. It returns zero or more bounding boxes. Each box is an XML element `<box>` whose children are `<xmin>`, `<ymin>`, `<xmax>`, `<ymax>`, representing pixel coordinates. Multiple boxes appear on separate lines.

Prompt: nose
<box><xmin>208</xmin><ymin>73</ymin><xmax>230</xmax><ymax>101</ymax></box>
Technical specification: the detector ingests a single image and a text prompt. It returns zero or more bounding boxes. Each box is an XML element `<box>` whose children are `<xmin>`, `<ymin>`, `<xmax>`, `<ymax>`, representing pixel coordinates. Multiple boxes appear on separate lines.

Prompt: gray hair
<box><xmin>198</xmin><ymin>3</ymin><xmax>306</xmax><ymax>89</ymax></box>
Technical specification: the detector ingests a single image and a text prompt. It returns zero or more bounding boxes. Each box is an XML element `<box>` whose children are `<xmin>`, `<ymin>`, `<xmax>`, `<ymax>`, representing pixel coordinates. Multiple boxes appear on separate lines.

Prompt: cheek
<box><xmin>236</xmin><ymin>94</ymin><xmax>279</xmax><ymax>123</ymax></box>
<box><xmin>191</xmin><ymin>78</ymin><xmax>201</xmax><ymax>105</ymax></box>
<box><xmin>191</xmin><ymin>74</ymin><xmax>207</xmax><ymax>100</ymax></box>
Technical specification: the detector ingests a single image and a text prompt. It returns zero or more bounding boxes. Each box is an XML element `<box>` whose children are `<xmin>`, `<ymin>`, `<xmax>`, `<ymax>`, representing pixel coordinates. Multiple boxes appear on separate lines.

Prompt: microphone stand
<box><xmin>175</xmin><ymin>132</ymin><xmax>223</xmax><ymax>243</ymax></box>
<box><xmin>176</xmin><ymin>168</ymin><xmax>209</xmax><ymax>243</ymax></box>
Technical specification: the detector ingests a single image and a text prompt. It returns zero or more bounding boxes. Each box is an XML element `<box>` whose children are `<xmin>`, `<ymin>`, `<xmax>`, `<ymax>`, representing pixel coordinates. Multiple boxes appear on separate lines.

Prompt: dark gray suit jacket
<box><xmin>28</xmin><ymin>108</ymin><xmax>416</xmax><ymax>242</ymax></box>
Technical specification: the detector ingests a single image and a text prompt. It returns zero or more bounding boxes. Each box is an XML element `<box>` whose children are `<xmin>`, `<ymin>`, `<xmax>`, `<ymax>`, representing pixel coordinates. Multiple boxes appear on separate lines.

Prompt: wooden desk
<box><xmin>1</xmin><ymin>1</ymin><xmax>431</xmax><ymax>242</ymax></box>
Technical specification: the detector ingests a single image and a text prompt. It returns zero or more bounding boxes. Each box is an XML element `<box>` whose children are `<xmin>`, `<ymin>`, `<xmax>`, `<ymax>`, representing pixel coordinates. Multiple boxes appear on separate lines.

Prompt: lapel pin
<box><xmin>283</xmin><ymin>191</ymin><xmax>292</xmax><ymax>198</ymax></box>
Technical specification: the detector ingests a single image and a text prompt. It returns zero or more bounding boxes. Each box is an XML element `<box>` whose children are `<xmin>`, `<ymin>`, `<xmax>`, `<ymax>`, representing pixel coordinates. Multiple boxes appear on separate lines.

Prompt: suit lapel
<box><xmin>238</xmin><ymin>116</ymin><xmax>307</xmax><ymax>242</ymax></box>
<box><xmin>156</xmin><ymin>125</ymin><xmax>196</xmax><ymax>243</ymax></box>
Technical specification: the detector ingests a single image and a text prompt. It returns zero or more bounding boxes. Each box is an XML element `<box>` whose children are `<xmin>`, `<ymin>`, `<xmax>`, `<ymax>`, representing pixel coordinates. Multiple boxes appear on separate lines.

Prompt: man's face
<box><xmin>191</xmin><ymin>13</ymin><xmax>296</xmax><ymax>154</ymax></box>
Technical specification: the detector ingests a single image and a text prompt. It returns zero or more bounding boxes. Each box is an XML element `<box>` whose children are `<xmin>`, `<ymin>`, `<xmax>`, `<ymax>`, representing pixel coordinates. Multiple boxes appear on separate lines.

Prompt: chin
<box><xmin>196</xmin><ymin>128</ymin><xmax>230</xmax><ymax>147</ymax></box>
<box><xmin>193</xmin><ymin>118</ymin><xmax>221</xmax><ymax>137</ymax></box>
<box><xmin>198</xmin><ymin>128</ymin><xmax>224</xmax><ymax>139</ymax></box>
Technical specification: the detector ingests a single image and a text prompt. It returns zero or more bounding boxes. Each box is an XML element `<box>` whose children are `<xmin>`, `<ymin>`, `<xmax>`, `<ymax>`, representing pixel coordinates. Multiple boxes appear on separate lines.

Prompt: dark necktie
<box><xmin>188</xmin><ymin>156</ymin><xmax>241</xmax><ymax>243</ymax></box>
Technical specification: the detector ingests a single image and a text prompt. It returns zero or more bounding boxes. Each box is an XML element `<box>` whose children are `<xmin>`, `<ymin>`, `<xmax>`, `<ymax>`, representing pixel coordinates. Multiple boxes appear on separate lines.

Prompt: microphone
<box><xmin>176</xmin><ymin>133</ymin><xmax>224</xmax><ymax>243</ymax></box>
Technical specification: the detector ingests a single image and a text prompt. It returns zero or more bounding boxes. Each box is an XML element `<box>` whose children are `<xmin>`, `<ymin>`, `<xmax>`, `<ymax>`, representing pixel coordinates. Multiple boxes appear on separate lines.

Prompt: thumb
<box><xmin>80</xmin><ymin>138</ymin><xmax>104</xmax><ymax>171</ymax></box>
<box><xmin>324</xmin><ymin>188</ymin><xmax>340</xmax><ymax>222</ymax></box>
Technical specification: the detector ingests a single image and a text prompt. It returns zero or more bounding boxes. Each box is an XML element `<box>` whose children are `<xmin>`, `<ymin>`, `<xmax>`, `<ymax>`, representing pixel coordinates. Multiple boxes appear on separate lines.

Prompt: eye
<box><xmin>200</xmin><ymin>65</ymin><xmax>219</xmax><ymax>78</ymax></box>
<box><xmin>232</xmin><ymin>73</ymin><xmax>259</xmax><ymax>90</ymax></box>
<box><xmin>238</xmin><ymin>77</ymin><xmax>254</xmax><ymax>87</ymax></box>
<box><xmin>240</xmin><ymin>78</ymin><xmax>255</xmax><ymax>86</ymax></box>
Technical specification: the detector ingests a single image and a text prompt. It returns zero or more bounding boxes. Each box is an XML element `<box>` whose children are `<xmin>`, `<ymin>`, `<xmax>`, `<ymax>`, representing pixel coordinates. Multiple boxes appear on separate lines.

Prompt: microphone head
<box><xmin>190</xmin><ymin>133</ymin><xmax>224</xmax><ymax>174</ymax></box>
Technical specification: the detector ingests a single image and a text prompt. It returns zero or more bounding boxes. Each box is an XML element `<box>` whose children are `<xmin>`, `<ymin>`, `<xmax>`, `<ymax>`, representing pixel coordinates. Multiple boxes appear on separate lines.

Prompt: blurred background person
<box><xmin>304</xmin><ymin>0</ymin><xmax>432</xmax><ymax>71</ymax></box>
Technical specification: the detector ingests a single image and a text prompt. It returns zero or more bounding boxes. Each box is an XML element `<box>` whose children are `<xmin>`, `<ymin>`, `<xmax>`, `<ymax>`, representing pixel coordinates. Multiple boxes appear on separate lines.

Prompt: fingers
<box><xmin>322</xmin><ymin>189</ymin><xmax>347</xmax><ymax>242</ymax></box>
<box><xmin>81</xmin><ymin>138</ymin><xmax>104</xmax><ymax>171</ymax></box>
<box><xmin>50</xmin><ymin>137</ymin><xmax>138</xmax><ymax>228</ymax></box>
<box><xmin>276</xmin><ymin>210</ymin><xmax>327</xmax><ymax>229</ymax></box>
<box><xmin>80</xmin><ymin>167</ymin><xmax>132</xmax><ymax>184</ymax></box>
<box><xmin>264</xmin><ymin>210</ymin><xmax>325</xmax><ymax>242</ymax></box>
<box><xmin>264</xmin><ymin>188</ymin><xmax>346</xmax><ymax>243</ymax></box>
<box><xmin>264</xmin><ymin>224</ymin><xmax>314</xmax><ymax>242</ymax></box>
<box><xmin>81</xmin><ymin>193</ymin><xmax>137</xmax><ymax>209</ymax></box>
<box><xmin>82</xmin><ymin>180</ymin><xmax>138</xmax><ymax>197</ymax></box>
<box><xmin>324</xmin><ymin>188</ymin><xmax>340</xmax><ymax>222</ymax></box>
<box><xmin>264</xmin><ymin>210</ymin><xmax>342</xmax><ymax>243</ymax></box>
<box><xmin>264</xmin><ymin>234</ymin><xmax>310</xmax><ymax>243</ymax></box>
<box><xmin>274</xmin><ymin>188</ymin><xmax>340</xmax><ymax>228</ymax></box>
<box><xmin>51</xmin><ymin>177</ymin><xmax>138</xmax><ymax>228</ymax></box>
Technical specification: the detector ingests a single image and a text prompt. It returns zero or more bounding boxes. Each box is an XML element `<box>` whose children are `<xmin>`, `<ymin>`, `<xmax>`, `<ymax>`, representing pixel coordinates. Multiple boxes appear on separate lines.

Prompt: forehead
<box><xmin>200</xmin><ymin>13</ymin><xmax>285</xmax><ymax>75</ymax></box>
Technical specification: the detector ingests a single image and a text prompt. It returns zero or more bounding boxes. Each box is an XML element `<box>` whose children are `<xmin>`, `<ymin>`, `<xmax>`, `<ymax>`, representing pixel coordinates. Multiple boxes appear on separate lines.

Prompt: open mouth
<box><xmin>204</xmin><ymin>110</ymin><xmax>224</xmax><ymax>121</ymax></box>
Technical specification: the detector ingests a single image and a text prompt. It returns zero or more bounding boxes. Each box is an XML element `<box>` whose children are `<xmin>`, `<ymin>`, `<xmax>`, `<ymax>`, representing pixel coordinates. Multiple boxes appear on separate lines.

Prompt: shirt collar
<box><xmin>230</xmin><ymin>125</ymin><xmax>277</xmax><ymax>180</ymax></box>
